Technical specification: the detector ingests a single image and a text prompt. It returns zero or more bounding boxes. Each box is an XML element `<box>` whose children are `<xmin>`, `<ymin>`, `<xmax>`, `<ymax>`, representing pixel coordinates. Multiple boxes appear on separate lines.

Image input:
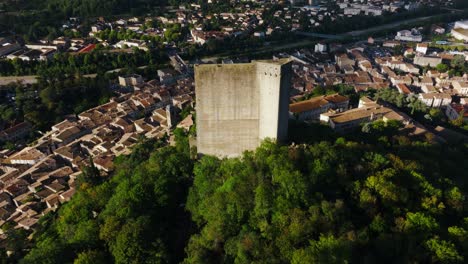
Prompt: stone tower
<box><xmin>195</xmin><ymin>59</ymin><xmax>292</xmax><ymax>157</ymax></box>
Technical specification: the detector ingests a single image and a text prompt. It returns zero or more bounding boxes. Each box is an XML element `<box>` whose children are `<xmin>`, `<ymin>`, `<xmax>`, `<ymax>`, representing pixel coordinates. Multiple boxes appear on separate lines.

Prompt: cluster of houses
<box><xmin>392</xmin><ymin>19</ymin><xmax>468</xmax><ymax>44</ymax></box>
<box><xmin>289</xmin><ymin>92</ymin><xmax>428</xmax><ymax>135</ymax></box>
<box><xmin>89</xmin><ymin>17</ymin><xmax>152</xmax><ymax>50</ymax></box>
<box><xmin>1</xmin><ymin>0</ymin><xmax>456</xmax><ymax>61</ymax></box>
<box><xmin>0</xmin><ymin>36</ymin><xmax>97</xmax><ymax>61</ymax></box>
<box><xmin>0</xmin><ymin>72</ymin><xmax>195</xmax><ymax>234</ymax></box>
<box><xmin>319</xmin><ymin>96</ymin><xmax>428</xmax><ymax>134</ymax></box>
<box><xmin>281</xmin><ymin>45</ymin><xmax>393</xmax><ymax>95</ymax></box>
<box><xmin>338</xmin><ymin>0</ymin><xmax>421</xmax><ymax>17</ymax></box>
<box><xmin>282</xmin><ymin>25</ymin><xmax>467</xmax><ymax>134</ymax></box>
<box><xmin>0</xmin><ymin>38</ymin><xmax>59</xmax><ymax>62</ymax></box>
<box><xmin>87</xmin><ymin>7</ymin><xmax>273</xmax><ymax>48</ymax></box>
<box><xmin>290</xmin><ymin>93</ymin><xmax>350</xmax><ymax>121</ymax></box>
<box><xmin>186</xmin><ymin>0</ymin><xmax>435</xmax><ymax>41</ymax></box>
<box><xmin>297</xmin><ymin>0</ymin><xmax>436</xmax><ymax>28</ymax></box>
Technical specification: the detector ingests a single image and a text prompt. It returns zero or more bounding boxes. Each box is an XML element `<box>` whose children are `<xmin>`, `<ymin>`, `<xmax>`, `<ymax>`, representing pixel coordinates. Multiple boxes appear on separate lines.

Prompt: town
<box><xmin>0</xmin><ymin>69</ymin><xmax>195</xmax><ymax>232</ymax></box>
<box><xmin>0</xmin><ymin>0</ymin><xmax>467</xmax><ymax>256</ymax></box>
<box><xmin>0</xmin><ymin>0</ymin><xmax>465</xmax><ymax>62</ymax></box>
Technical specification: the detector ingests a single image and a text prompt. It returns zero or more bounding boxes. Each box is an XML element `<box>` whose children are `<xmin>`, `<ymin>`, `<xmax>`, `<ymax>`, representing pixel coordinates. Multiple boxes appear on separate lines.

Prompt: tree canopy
<box><xmin>184</xmin><ymin>138</ymin><xmax>468</xmax><ymax>263</ymax></box>
<box><xmin>9</xmin><ymin>123</ymin><xmax>468</xmax><ymax>264</ymax></box>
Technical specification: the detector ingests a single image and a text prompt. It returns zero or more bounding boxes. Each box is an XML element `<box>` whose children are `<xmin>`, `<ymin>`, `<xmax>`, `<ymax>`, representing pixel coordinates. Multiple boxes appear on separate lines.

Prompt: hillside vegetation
<box><xmin>4</xmin><ymin>126</ymin><xmax>467</xmax><ymax>264</ymax></box>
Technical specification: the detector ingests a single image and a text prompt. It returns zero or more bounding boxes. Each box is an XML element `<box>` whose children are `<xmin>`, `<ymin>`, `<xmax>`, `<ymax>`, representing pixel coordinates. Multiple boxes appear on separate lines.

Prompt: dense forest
<box><xmin>4</xmin><ymin>123</ymin><xmax>467</xmax><ymax>263</ymax></box>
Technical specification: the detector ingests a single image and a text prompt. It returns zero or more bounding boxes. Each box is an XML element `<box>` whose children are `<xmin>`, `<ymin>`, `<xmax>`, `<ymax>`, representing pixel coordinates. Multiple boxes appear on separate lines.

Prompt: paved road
<box><xmin>0</xmin><ymin>65</ymin><xmax>149</xmax><ymax>86</ymax></box>
<box><xmin>295</xmin><ymin>32</ymin><xmax>342</xmax><ymax>40</ymax></box>
<box><xmin>0</xmin><ymin>75</ymin><xmax>38</xmax><ymax>86</ymax></box>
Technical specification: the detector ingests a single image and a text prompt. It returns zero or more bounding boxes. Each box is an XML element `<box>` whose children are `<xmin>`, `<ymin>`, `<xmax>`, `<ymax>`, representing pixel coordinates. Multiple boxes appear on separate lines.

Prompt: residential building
<box><xmin>289</xmin><ymin>94</ymin><xmax>349</xmax><ymax>121</ymax></box>
<box><xmin>0</xmin><ymin>122</ymin><xmax>32</xmax><ymax>142</ymax></box>
<box><xmin>314</xmin><ymin>43</ymin><xmax>327</xmax><ymax>53</ymax></box>
<box><xmin>451</xmin><ymin>28</ymin><xmax>468</xmax><ymax>42</ymax></box>
<box><xmin>418</xmin><ymin>93</ymin><xmax>452</xmax><ymax>108</ymax></box>
<box><xmin>454</xmin><ymin>20</ymin><xmax>468</xmax><ymax>30</ymax></box>
<box><xmin>383</xmin><ymin>40</ymin><xmax>400</xmax><ymax>48</ymax></box>
<box><xmin>118</xmin><ymin>74</ymin><xmax>143</xmax><ymax>87</ymax></box>
<box><xmin>451</xmin><ymin>20</ymin><xmax>468</xmax><ymax>42</ymax></box>
<box><xmin>453</xmin><ymin>81</ymin><xmax>468</xmax><ymax>95</ymax></box>
<box><xmin>421</xmin><ymin>84</ymin><xmax>437</xmax><ymax>93</ymax></box>
<box><xmin>25</xmin><ymin>44</ymin><xmax>58</xmax><ymax>50</ymax></box>
<box><xmin>396</xmin><ymin>83</ymin><xmax>412</xmax><ymax>94</ymax></box>
<box><xmin>9</xmin><ymin>148</ymin><xmax>46</xmax><ymax>165</ymax></box>
<box><xmin>115</xmin><ymin>39</ymin><xmax>148</xmax><ymax>51</ymax></box>
<box><xmin>395</xmin><ymin>29</ymin><xmax>422</xmax><ymax>42</ymax></box>
<box><xmin>336</xmin><ymin>54</ymin><xmax>355</xmax><ymax>69</ymax></box>
<box><xmin>0</xmin><ymin>43</ymin><xmax>21</xmax><ymax>57</ymax></box>
<box><xmin>157</xmin><ymin>69</ymin><xmax>178</xmax><ymax>84</ymax></box>
<box><xmin>415</xmin><ymin>43</ymin><xmax>428</xmax><ymax>54</ymax></box>
<box><xmin>432</xmin><ymin>25</ymin><xmax>445</xmax><ymax>34</ymax></box>
<box><xmin>320</xmin><ymin>98</ymin><xmax>408</xmax><ymax>133</ymax></box>
<box><xmin>413</xmin><ymin>56</ymin><xmax>442</xmax><ymax>67</ymax></box>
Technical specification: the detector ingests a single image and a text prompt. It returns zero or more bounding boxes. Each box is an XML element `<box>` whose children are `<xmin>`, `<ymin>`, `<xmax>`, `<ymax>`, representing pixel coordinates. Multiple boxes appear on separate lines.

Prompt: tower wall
<box><xmin>195</xmin><ymin>60</ymin><xmax>291</xmax><ymax>157</ymax></box>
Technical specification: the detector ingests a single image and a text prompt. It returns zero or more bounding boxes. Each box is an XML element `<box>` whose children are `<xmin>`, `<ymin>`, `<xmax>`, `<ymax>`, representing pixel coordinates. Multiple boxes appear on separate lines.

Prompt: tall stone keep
<box><xmin>195</xmin><ymin>59</ymin><xmax>292</xmax><ymax>157</ymax></box>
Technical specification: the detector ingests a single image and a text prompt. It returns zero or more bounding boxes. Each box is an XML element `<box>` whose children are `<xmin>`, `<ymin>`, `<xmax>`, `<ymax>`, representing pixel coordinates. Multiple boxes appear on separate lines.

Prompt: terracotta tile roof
<box><xmin>290</xmin><ymin>97</ymin><xmax>330</xmax><ymax>113</ymax></box>
<box><xmin>329</xmin><ymin>105</ymin><xmax>393</xmax><ymax>124</ymax></box>
<box><xmin>396</xmin><ymin>84</ymin><xmax>411</xmax><ymax>94</ymax></box>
